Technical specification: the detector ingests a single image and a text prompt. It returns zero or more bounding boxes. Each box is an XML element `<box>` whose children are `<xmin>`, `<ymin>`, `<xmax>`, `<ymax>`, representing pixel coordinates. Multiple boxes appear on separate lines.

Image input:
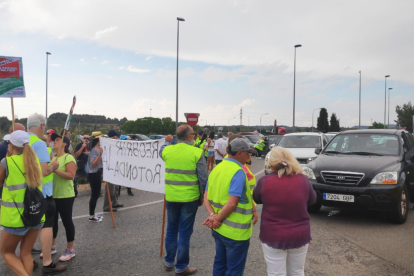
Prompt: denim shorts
<box><xmin>208</xmin><ymin>151</ymin><xmax>215</xmax><ymax>157</ymax></box>
<box><xmin>3</xmin><ymin>223</ymin><xmax>44</xmax><ymax>236</ymax></box>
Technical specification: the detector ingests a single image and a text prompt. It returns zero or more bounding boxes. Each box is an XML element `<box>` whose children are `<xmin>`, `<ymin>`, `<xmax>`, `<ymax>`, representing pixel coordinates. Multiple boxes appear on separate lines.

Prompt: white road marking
<box><xmin>254</xmin><ymin>169</ymin><xmax>265</xmax><ymax>177</ymax></box>
<box><xmin>71</xmin><ymin>199</ymin><xmax>164</xmax><ymax>220</ymax></box>
<box><xmin>1</xmin><ymin>168</ymin><xmax>265</xmax><ymax>230</ymax></box>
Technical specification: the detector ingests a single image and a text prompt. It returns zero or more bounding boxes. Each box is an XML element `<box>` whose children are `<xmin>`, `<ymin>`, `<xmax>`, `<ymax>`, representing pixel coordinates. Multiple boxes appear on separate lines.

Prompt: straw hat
<box><xmin>91</xmin><ymin>131</ymin><xmax>104</xmax><ymax>139</ymax></box>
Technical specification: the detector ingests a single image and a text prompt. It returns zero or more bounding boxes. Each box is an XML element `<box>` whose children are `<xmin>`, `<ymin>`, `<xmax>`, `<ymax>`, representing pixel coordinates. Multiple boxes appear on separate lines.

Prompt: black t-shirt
<box><xmin>74</xmin><ymin>142</ymin><xmax>89</xmax><ymax>170</ymax></box>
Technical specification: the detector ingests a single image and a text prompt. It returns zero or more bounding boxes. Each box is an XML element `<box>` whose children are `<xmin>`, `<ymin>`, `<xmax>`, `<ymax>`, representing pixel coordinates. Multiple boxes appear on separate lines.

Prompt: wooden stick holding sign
<box><xmin>160</xmin><ymin>197</ymin><xmax>166</xmax><ymax>257</ymax></box>
<box><xmin>105</xmin><ymin>182</ymin><xmax>116</xmax><ymax>228</ymax></box>
<box><xmin>10</xmin><ymin>98</ymin><xmax>15</xmax><ymax>131</ymax></box>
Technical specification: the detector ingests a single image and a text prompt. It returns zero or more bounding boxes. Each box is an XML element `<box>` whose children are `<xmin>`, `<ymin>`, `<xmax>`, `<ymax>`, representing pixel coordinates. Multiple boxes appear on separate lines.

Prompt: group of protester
<box><xmin>0</xmin><ymin>113</ymin><xmax>134</xmax><ymax>276</ymax></box>
<box><xmin>160</xmin><ymin>124</ymin><xmax>316</xmax><ymax>276</ymax></box>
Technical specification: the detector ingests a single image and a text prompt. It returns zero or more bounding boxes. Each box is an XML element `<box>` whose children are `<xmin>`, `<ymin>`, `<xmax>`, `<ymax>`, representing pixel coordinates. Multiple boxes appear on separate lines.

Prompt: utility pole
<box><xmin>240</xmin><ymin>108</ymin><xmax>242</xmax><ymax>131</ymax></box>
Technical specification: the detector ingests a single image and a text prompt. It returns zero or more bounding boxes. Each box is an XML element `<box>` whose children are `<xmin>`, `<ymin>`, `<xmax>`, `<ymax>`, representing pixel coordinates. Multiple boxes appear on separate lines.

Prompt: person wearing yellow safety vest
<box><xmin>27</xmin><ymin>114</ymin><xmax>67</xmax><ymax>274</ymax></box>
<box><xmin>159</xmin><ymin>125</ymin><xmax>208</xmax><ymax>276</ymax></box>
<box><xmin>0</xmin><ymin>123</ymin><xmax>26</xmax><ymax>200</ymax></box>
<box><xmin>0</xmin><ymin>131</ymin><xmax>44</xmax><ymax>275</ymax></box>
<box><xmin>198</xmin><ymin>133</ymin><xmax>208</xmax><ymax>163</ymax></box>
<box><xmin>193</xmin><ymin>130</ymin><xmax>204</xmax><ymax>147</ymax></box>
<box><xmin>254</xmin><ymin>136</ymin><xmax>266</xmax><ymax>159</ymax></box>
<box><xmin>203</xmin><ymin>138</ymin><xmax>259</xmax><ymax>276</ymax></box>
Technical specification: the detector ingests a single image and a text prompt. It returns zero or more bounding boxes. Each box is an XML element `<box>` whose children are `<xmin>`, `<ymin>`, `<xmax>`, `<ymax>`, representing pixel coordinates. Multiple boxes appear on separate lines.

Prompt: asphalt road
<box><xmin>1</xmin><ymin>159</ymin><xmax>414</xmax><ymax>276</ymax></box>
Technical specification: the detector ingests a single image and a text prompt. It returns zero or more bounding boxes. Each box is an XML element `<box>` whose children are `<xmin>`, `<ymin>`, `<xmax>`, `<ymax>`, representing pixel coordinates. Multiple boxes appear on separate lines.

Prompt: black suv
<box><xmin>303</xmin><ymin>129</ymin><xmax>414</xmax><ymax>224</ymax></box>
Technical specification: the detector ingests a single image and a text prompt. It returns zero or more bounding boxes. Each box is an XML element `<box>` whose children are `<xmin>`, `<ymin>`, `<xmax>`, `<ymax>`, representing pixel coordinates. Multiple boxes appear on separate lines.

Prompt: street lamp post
<box><xmin>150</xmin><ymin>108</ymin><xmax>152</xmax><ymax>117</ymax></box>
<box><xmin>359</xmin><ymin>70</ymin><xmax>362</xmax><ymax>129</ymax></box>
<box><xmin>293</xmin><ymin>44</ymin><xmax>302</xmax><ymax>129</ymax></box>
<box><xmin>388</xmin><ymin>88</ymin><xmax>393</xmax><ymax>128</ymax></box>
<box><xmin>175</xmin><ymin>17</ymin><xmax>185</xmax><ymax>132</ymax></box>
<box><xmin>384</xmin><ymin>75</ymin><xmax>390</xmax><ymax>129</ymax></box>
<box><xmin>312</xmin><ymin>108</ymin><xmax>322</xmax><ymax>132</ymax></box>
<box><xmin>228</xmin><ymin>117</ymin><xmax>235</xmax><ymax>132</ymax></box>
<box><xmin>260</xmin><ymin>113</ymin><xmax>268</xmax><ymax>134</ymax></box>
<box><xmin>46</xmin><ymin>52</ymin><xmax>51</xmax><ymax>125</ymax></box>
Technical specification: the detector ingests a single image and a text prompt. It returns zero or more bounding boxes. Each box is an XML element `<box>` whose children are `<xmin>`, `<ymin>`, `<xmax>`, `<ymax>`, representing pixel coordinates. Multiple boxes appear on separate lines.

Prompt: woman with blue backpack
<box><xmin>0</xmin><ymin>130</ymin><xmax>44</xmax><ymax>276</ymax></box>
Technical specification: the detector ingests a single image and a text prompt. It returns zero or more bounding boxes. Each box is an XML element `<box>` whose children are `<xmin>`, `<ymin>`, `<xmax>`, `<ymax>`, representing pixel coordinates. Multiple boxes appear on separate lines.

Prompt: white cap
<box><xmin>7</xmin><ymin>130</ymin><xmax>30</xmax><ymax>147</ymax></box>
<box><xmin>3</xmin><ymin>134</ymin><xmax>11</xmax><ymax>141</ymax></box>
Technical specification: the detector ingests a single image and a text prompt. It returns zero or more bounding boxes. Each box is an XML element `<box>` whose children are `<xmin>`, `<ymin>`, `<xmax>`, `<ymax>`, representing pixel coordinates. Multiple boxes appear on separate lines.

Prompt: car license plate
<box><xmin>323</xmin><ymin>193</ymin><xmax>354</xmax><ymax>202</ymax></box>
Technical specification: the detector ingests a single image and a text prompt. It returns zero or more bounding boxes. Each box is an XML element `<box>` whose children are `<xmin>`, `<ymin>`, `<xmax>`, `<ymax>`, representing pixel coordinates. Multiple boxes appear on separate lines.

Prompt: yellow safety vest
<box><xmin>1</xmin><ymin>155</ymin><xmax>44</xmax><ymax>228</ymax></box>
<box><xmin>199</xmin><ymin>140</ymin><xmax>208</xmax><ymax>157</ymax></box>
<box><xmin>207</xmin><ymin>159</ymin><xmax>253</xmax><ymax>241</ymax></box>
<box><xmin>254</xmin><ymin>140</ymin><xmax>265</xmax><ymax>151</ymax></box>
<box><xmin>194</xmin><ymin>137</ymin><xmax>201</xmax><ymax>147</ymax></box>
<box><xmin>162</xmin><ymin>143</ymin><xmax>202</xmax><ymax>202</ymax></box>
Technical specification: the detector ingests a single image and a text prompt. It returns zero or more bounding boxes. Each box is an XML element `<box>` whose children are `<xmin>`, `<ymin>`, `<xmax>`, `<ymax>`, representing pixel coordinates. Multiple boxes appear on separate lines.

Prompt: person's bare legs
<box><xmin>20</xmin><ymin>229</ymin><xmax>40</xmax><ymax>276</ymax></box>
<box><xmin>0</xmin><ymin>230</ymin><xmax>28</xmax><ymax>276</ymax></box>
<box><xmin>40</xmin><ymin>227</ymin><xmax>53</xmax><ymax>266</ymax></box>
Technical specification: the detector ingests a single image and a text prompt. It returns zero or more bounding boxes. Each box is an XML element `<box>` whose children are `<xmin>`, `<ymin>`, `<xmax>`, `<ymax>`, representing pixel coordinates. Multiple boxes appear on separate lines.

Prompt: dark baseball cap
<box><xmin>108</xmin><ymin>130</ymin><xmax>120</xmax><ymax>138</ymax></box>
<box><xmin>51</xmin><ymin>133</ymin><xmax>71</xmax><ymax>150</ymax></box>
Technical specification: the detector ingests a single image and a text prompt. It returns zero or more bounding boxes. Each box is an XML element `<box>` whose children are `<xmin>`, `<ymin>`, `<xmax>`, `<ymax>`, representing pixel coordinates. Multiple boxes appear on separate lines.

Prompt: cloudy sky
<box><xmin>0</xmin><ymin>0</ymin><xmax>413</xmax><ymax>128</ymax></box>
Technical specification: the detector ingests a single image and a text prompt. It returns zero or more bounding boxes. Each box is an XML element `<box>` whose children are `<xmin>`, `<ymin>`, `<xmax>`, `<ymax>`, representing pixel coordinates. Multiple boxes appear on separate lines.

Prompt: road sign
<box><xmin>184</xmin><ymin>113</ymin><xmax>200</xmax><ymax>126</ymax></box>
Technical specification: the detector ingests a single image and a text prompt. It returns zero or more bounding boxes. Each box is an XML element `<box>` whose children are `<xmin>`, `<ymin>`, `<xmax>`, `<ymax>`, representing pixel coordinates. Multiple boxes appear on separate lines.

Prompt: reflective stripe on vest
<box><xmin>207</xmin><ymin>159</ymin><xmax>253</xmax><ymax>241</ymax></box>
<box><xmin>209</xmin><ymin>200</ymin><xmax>253</xmax><ymax>215</ymax></box>
<box><xmin>29</xmin><ymin>134</ymin><xmax>53</xmax><ymax>185</ymax></box>
<box><xmin>162</xmin><ymin>143</ymin><xmax>202</xmax><ymax>202</ymax></box>
<box><xmin>0</xmin><ymin>155</ymin><xmax>44</xmax><ymax>228</ymax></box>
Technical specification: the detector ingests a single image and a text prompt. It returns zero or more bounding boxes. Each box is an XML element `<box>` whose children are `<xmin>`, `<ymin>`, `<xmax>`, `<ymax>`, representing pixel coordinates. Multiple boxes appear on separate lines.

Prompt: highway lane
<box><xmin>1</xmin><ymin>158</ymin><xmax>413</xmax><ymax>275</ymax></box>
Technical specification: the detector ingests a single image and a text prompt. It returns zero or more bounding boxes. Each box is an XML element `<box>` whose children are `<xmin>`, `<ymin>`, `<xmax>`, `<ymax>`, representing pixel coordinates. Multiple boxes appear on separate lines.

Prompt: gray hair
<box><xmin>177</xmin><ymin>125</ymin><xmax>191</xmax><ymax>140</ymax></box>
<box><xmin>217</xmin><ymin>133</ymin><xmax>223</xmax><ymax>139</ymax></box>
<box><xmin>27</xmin><ymin>113</ymin><xmax>47</xmax><ymax>130</ymax></box>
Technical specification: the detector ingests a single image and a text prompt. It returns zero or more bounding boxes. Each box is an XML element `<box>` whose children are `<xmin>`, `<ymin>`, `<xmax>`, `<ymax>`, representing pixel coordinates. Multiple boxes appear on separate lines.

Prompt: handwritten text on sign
<box><xmin>100</xmin><ymin>137</ymin><xmax>165</xmax><ymax>194</ymax></box>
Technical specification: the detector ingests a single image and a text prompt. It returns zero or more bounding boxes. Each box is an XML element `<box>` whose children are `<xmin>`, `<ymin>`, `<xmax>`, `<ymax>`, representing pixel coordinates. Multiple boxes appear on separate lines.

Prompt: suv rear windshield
<box><xmin>324</xmin><ymin>134</ymin><xmax>400</xmax><ymax>156</ymax></box>
<box><xmin>278</xmin><ymin>135</ymin><xmax>322</xmax><ymax>148</ymax></box>
<box><xmin>245</xmin><ymin>135</ymin><xmax>260</xmax><ymax>143</ymax></box>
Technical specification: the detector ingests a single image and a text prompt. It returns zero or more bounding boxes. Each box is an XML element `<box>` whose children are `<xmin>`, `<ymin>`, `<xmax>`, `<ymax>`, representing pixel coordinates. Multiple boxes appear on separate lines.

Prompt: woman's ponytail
<box><xmin>23</xmin><ymin>144</ymin><xmax>42</xmax><ymax>189</ymax></box>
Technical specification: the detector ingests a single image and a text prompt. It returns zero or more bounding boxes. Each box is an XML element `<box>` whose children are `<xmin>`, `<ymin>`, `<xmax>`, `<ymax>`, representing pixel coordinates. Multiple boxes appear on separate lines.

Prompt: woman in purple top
<box><xmin>253</xmin><ymin>146</ymin><xmax>316</xmax><ymax>276</ymax></box>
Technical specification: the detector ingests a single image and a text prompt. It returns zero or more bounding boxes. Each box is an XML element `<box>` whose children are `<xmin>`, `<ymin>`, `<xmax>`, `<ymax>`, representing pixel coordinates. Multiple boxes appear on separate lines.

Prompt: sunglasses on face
<box><xmin>47</xmin><ymin>133</ymin><xmax>50</xmax><ymax>135</ymax></box>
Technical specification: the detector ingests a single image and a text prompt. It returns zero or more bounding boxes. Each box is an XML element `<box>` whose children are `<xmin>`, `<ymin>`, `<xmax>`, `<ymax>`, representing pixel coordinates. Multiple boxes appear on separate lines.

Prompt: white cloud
<box><xmin>93</xmin><ymin>26</ymin><xmax>118</xmax><ymax>39</ymax></box>
<box><xmin>118</xmin><ymin>66</ymin><xmax>125</xmax><ymax>70</ymax></box>
<box><xmin>126</xmin><ymin>65</ymin><xmax>150</xmax><ymax>73</ymax></box>
<box><xmin>80</xmin><ymin>58</ymin><xmax>84</xmax><ymax>62</ymax></box>
<box><xmin>145</xmin><ymin>56</ymin><xmax>152</xmax><ymax>61</ymax></box>
<box><xmin>101</xmin><ymin>60</ymin><xmax>110</xmax><ymax>65</ymax></box>
<box><xmin>50</xmin><ymin>63</ymin><xmax>60</xmax><ymax>67</ymax></box>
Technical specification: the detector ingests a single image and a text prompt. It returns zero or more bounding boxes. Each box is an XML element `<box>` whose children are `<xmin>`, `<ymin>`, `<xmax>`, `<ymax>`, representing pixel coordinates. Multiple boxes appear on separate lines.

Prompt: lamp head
<box><xmin>294</xmin><ymin>44</ymin><xmax>302</xmax><ymax>48</ymax></box>
<box><xmin>385</xmin><ymin>75</ymin><xmax>390</xmax><ymax>78</ymax></box>
<box><xmin>46</xmin><ymin>52</ymin><xmax>51</xmax><ymax>55</ymax></box>
<box><xmin>389</xmin><ymin>88</ymin><xmax>393</xmax><ymax>90</ymax></box>
<box><xmin>177</xmin><ymin>17</ymin><xmax>185</xmax><ymax>21</ymax></box>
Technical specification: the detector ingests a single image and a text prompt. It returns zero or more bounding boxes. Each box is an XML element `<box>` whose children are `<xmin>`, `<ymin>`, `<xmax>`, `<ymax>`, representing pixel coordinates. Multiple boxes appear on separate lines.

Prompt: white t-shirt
<box><xmin>214</xmin><ymin>138</ymin><xmax>228</xmax><ymax>160</ymax></box>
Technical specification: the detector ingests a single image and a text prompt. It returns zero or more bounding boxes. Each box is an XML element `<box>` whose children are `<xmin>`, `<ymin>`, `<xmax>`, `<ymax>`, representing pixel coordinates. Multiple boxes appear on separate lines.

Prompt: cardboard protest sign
<box><xmin>100</xmin><ymin>138</ymin><xmax>165</xmax><ymax>194</ymax></box>
<box><xmin>0</xmin><ymin>56</ymin><xmax>25</xmax><ymax>98</ymax></box>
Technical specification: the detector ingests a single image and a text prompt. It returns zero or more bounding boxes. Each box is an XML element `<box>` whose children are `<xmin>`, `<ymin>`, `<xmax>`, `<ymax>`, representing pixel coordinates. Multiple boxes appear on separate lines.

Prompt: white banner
<box><xmin>100</xmin><ymin>137</ymin><xmax>165</xmax><ymax>194</ymax></box>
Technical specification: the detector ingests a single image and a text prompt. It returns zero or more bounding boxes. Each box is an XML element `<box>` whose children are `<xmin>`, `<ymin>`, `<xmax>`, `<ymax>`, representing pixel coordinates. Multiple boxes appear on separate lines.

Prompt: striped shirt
<box><xmin>86</xmin><ymin>147</ymin><xmax>102</xmax><ymax>173</ymax></box>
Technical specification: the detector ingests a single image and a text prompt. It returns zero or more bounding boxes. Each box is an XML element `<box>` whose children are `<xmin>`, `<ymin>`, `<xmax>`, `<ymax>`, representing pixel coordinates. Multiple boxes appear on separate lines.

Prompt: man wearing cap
<box><xmin>202</xmin><ymin>138</ymin><xmax>258</xmax><ymax>276</ymax></box>
<box><xmin>0</xmin><ymin>123</ymin><xmax>26</xmax><ymax>199</ymax></box>
<box><xmin>27</xmin><ymin>114</ymin><xmax>67</xmax><ymax>274</ymax></box>
<box><xmin>159</xmin><ymin>124</ymin><xmax>208</xmax><ymax>275</ymax></box>
<box><xmin>103</xmin><ymin>130</ymin><xmax>124</xmax><ymax>212</ymax></box>
<box><xmin>74</xmin><ymin>134</ymin><xmax>90</xmax><ymax>180</ymax></box>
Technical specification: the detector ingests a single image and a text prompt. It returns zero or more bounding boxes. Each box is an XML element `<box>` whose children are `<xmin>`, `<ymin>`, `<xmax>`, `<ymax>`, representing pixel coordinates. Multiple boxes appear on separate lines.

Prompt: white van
<box><xmin>264</xmin><ymin>132</ymin><xmax>328</xmax><ymax>174</ymax></box>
